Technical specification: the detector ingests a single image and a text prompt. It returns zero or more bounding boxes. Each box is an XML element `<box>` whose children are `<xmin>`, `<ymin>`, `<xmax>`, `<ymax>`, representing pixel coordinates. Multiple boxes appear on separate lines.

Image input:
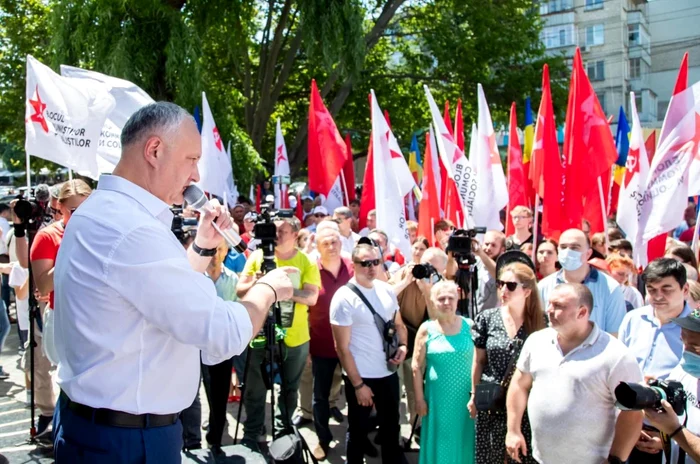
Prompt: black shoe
<box><xmin>292</xmin><ymin>414</ymin><xmax>312</xmax><ymax>427</ymax></box>
<box><xmin>329</xmin><ymin>406</ymin><xmax>344</xmax><ymax>424</ymax></box>
<box><xmin>364</xmin><ymin>439</ymin><xmax>378</xmax><ymax>458</ymax></box>
<box><xmin>240</xmin><ymin>438</ymin><xmax>261</xmax><ymax>454</ymax></box>
<box><xmin>210</xmin><ymin>444</ymin><xmax>223</xmax><ymax>456</ymax></box>
<box><xmin>35</xmin><ymin>414</ymin><xmax>53</xmax><ymax>439</ymax></box>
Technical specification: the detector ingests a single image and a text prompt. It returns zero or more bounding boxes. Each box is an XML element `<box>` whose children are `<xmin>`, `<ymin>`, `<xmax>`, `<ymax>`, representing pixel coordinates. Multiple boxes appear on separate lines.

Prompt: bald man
<box><xmin>538</xmin><ymin>228</ymin><xmax>626</xmax><ymax>336</ymax></box>
<box><xmin>52</xmin><ymin>102</ymin><xmax>295</xmax><ymax>461</ymax></box>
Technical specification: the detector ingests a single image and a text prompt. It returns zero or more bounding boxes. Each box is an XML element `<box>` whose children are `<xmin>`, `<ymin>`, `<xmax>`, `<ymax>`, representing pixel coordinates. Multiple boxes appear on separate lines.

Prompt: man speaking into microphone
<box><xmin>52</xmin><ymin>102</ymin><xmax>295</xmax><ymax>462</ymax></box>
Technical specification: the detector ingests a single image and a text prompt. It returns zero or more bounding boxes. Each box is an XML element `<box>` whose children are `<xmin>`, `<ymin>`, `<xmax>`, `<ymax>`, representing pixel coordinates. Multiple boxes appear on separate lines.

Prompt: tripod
<box><xmin>455</xmin><ymin>261</ymin><xmax>479</xmax><ymax>320</ymax></box>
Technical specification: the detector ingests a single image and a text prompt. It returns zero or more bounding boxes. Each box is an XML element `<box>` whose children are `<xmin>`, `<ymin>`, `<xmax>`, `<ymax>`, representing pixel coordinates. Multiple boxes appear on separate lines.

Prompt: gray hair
<box><xmin>555</xmin><ymin>283</ymin><xmax>594</xmax><ymax>314</ymax></box>
<box><xmin>50</xmin><ymin>183</ymin><xmax>64</xmax><ymax>200</ymax></box>
<box><xmin>430</xmin><ymin>280</ymin><xmax>459</xmax><ymax>299</ymax></box>
<box><xmin>121</xmin><ymin>102</ymin><xmax>193</xmax><ymax>148</ymax></box>
<box><xmin>334</xmin><ymin>206</ymin><xmax>353</xmax><ymax>220</ymax></box>
<box><xmin>422</xmin><ymin>247</ymin><xmax>448</xmax><ymax>268</ymax></box>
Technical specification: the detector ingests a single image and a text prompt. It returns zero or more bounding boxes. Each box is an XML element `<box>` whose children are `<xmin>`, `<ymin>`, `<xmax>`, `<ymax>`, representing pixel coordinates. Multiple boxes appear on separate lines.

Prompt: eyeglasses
<box><xmin>496</xmin><ymin>280</ymin><xmax>522</xmax><ymax>291</ymax></box>
<box><xmin>49</xmin><ymin>207</ymin><xmax>62</xmax><ymax>216</ymax></box>
<box><xmin>354</xmin><ymin>259</ymin><xmax>381</xmax><ymax>268</ymax></box>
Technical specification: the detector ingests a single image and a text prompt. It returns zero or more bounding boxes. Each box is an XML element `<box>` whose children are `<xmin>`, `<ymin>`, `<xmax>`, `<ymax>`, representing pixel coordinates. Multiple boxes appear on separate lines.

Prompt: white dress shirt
<box><xmin>339</xmin><ymin>231</ymin><xmax>359</xmax><ymax>255</ymax></box>
<box><xmin>54</xmin><ymin>175</ymin><xmax>253</xmax><ymax>415</ymax></box>
<box><xmin>0</xmin><ymin>217</ymin><xmax>10</xmax><ymax>255</ymax></box>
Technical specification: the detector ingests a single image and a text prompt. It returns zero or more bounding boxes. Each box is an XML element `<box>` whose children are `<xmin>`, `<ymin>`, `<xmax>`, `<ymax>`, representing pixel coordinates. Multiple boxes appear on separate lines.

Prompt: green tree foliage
<box><xmin>0</xmin><ymin>0</ymin><xmax>568</xmax><ymax>186</ymax></box>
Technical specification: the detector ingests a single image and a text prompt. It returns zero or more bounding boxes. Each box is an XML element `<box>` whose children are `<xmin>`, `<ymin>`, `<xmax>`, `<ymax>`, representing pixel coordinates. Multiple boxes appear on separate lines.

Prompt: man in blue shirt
<box><xmin>618</xmin><ymin>258</ymin><xmax>691</xmax><ymax>464</ymax></box>
<box><xmin>538</xmin><ymin>229</ymin><xmax>626</xmax><ymax>335</ymax></box>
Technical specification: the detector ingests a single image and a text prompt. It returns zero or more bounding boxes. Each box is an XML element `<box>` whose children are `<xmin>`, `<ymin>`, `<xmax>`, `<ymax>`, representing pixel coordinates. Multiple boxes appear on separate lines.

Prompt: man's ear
<box><xmin>143</xmin><ymin>136</ymin><xmax>163</xmax><ymax>168</ymax></box>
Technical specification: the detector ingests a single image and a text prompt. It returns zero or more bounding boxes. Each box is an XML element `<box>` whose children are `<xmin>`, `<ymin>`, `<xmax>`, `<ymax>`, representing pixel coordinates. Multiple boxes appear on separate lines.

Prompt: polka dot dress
<box><xmin>472</xmin><ymin>307</ymin><xmax>537</xmax><ymax>464</ymax></box>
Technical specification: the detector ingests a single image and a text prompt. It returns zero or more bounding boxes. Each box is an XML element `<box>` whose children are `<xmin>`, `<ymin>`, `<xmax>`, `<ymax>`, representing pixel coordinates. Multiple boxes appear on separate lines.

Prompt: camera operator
<box><xmin>618</xmin><ymin>259</ymin><xmax>691</xmax><ymax>463</ymax></box>
<box><xmin>52</xmin><ymin>102</ymin><xmax>296</xmax><ymax>462</ymax></box>
<box><xmin>641</xmin><ymin>309</ymin><xmax>700</xmax><ymax>463</ymax></box>
<box><xmin>235</xmin><ymin>216</ymin><xmax>321</xmax><ymax>451</ymax></box>
<box><xmin>389</xmin><ymin>246</ymin><xmax>448</xmax><ymax>429</ymax></box>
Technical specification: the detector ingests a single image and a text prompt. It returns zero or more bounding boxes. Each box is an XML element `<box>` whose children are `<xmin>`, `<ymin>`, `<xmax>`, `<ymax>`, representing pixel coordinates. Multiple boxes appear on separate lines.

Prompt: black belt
<box><xmin>60</xmin><ymin>391</ymin><xmax>180</xmax><ymax>429</ymax></box>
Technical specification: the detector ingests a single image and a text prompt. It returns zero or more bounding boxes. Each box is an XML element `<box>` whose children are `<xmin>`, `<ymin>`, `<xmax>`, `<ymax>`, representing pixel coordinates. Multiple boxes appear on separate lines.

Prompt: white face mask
<box><xmin>558</xmin><ymin>248</ymin><xmax>583</xmax><ymax>271</ymax></box>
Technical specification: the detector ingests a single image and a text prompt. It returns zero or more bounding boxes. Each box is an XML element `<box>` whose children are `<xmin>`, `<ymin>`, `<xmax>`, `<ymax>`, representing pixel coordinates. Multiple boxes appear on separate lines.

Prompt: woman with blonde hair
<box><xmin>606</xmin><ymin>254</ymin><xmax>644</xmax><ymax>311</ymax></box>
<box><xmin>469</xmin><ymin>262</ymin><xmax>545</xmax><ymax>464</ymax></box>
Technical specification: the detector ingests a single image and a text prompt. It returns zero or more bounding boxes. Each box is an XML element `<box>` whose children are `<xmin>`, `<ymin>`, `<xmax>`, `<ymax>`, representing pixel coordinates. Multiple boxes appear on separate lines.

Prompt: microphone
<box><xmin>183</xmin><ymin>185</ymin><xmax>247</xmax><ymax>254</ymax></box>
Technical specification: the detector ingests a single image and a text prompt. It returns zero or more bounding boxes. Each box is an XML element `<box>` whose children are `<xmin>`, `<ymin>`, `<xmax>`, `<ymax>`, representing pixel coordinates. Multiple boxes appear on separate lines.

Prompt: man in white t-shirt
<box><xmin>330</xmin><ymin>243</ymin><xmax>408</xmax><ymax>464</ymax></box>
<box><xmin>333</xmin><ymin>206</ymin><xmax>359</xmax><ymax>255</ymax></box>
<box><xmin>506</xmin><ymin>283</ymin><xmax>643</xmax><ymax>464</ymax></box>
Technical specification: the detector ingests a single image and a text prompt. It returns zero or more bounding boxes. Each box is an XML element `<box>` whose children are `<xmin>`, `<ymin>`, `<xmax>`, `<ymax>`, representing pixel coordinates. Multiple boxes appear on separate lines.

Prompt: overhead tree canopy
<box><xmin>0</xmin><ymin>0</ymin><xmax>568</xmax><ymax>188</ymax></box>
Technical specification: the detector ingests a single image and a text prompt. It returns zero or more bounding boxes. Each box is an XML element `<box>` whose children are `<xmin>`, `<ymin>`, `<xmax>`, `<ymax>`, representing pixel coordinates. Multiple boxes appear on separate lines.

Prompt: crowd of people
<box><xmin>5</xmin><ymin>102</ymin><xmax>700</xmax><ymax>464</ymax></box>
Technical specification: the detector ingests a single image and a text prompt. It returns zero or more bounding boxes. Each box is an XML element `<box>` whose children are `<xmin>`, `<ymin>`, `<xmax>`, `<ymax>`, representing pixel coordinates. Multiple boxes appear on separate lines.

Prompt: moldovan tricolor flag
<box><xmin>476</xmin><ymin>84</ymin><xmax>508</xmax><ymax>231</ymax></box>
<box><xmin>274</xmin><ymin>119</ymin><xmax>290</xmax><ymax>209</ymax></box>
<box><xmin>370</xmin><ymin>90</ymin><xmax>415</xmax><ymax>258</ymax></box>
<box><xmin>640</xmin><ymin>53</ymin><xmax>700</xmax><ymax>242</ymax></box>
<box><xmin>198</xmin><ymin>92</ymin><xmax>228</xmax><ymax>198</ymax></box>
<box><xmin>60</xmin><ymin>64</ymin><xmax>153</xmax><ymax>174</ymax></box>
<box><xmin>617</xmin><ymin>93</ymin><xmax>650</xmax><ymax>267</ymax></box>
<box><xmin>25</xmin><ymin>55</ymin><xmax>115</xmax><ymax>179</ymax></box>
<box><xmin>424</xmin><ymin>85</ymin><xmax>475</xmax><ymax>228</ymax></box>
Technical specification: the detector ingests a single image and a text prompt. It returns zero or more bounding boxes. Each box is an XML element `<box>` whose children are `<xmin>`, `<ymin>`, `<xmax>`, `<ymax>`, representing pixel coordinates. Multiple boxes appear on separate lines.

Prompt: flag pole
<box><xmin>598</xmin><ymin>177</ymin><xmax>610</xmax><ymax>251</ymax></box>
<box><xmin>531</xmin><ymin>194</ymin><xmax>540</xmax><ymax>265</ymax></box>
<box><xmin>25</xmin><ymin>152</ymin><xmax>31</xmax><ymax>192</ymax></box>
<box><xmin>68</xmin><ymin>169</ymin><xmax>73</xmax><ymax>181</ymax></box>
<box><xmin>339</xmin><ymin>170</ymin><xmax>350</xmax><ymax>206</ymax></box>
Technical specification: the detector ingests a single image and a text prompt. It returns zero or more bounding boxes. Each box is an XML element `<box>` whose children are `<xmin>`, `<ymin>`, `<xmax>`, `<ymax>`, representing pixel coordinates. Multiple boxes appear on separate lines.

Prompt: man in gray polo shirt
<box><xmin>538</xmin><ymin>228</ymin><xmax>626</xmax><ymax>335</ymax></box>
<box><xmin>506</xmin><ymin>283</ymin><xmax>643</xmax><ymax>464</ymax></box>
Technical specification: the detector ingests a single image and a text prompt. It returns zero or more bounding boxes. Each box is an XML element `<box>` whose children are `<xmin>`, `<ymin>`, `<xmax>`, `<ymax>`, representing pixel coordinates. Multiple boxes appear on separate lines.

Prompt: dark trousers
<box><xmin>53</xmin><ymin>392</ymin><xmax>183</xmax><ymax>463</ymax></box>
<box><xmin>344</xmin><ymin>373</ymin><xmax>401</xmax><ymax>464</ymax></box>
<box><xmin>629</xmin><ymin>447</ymin><xmax>663</xmax><ymax>464</ymax></box>
<box><xmin>312</xmin><ymin>356</ymin><xmax>340</xmax><ymax>445</ymax></box>
<box><xmin>180</xmin><ymin>390</ymin><xmax>201</xmax><ymax>450</ymax></box>
<box><xmin>1</xmin><ymin>274</ymin><xmax>10</xmax><ymax>318</ymax></box>
<box><xmin>202</xmin><ymin>357</ymin><xmax>234</xmax><ymax>446</ymax></box>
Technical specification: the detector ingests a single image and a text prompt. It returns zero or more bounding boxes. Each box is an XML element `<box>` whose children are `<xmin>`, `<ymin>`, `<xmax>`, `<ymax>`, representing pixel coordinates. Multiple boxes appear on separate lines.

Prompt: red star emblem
<box><xmin>212</xmin><ymin>127</ymin><xmax>223</xmax><ymax>151</ymax></box>
<box><xmin>276</xmin><ymin>144</ymin><xmax>287</xmax><ymax>165</ymax></box>
<box><xmin>27</xmin><ymin>85</ymin><xmax>48</xmax><ymax>133</ymax></box>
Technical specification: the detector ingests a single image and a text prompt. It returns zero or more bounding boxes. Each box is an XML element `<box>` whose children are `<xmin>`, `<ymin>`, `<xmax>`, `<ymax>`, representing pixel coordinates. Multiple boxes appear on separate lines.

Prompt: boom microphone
<box><xmin>183</xmin><ymin>185</ymin><xmax>247</xmax><ymax>254</ymax></box>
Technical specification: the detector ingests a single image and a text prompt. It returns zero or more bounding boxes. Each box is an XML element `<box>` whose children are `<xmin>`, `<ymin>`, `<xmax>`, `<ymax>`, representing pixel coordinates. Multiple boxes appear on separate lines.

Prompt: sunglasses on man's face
<box><xmin>496</xmin><ymin>280</ymin><xmax>522</xmax><ymax>292</ymax></box>
<box><xmin>354</xmin><ymin>259</ymin><xmax>381</xmax><ymax>268</ymax></box>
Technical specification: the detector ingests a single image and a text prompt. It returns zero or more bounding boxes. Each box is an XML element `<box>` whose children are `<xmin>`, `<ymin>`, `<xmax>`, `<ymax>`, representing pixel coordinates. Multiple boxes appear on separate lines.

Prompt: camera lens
<box><xmin>614</xmin><ymin>382</ymin><xmax>663</xmax><ymax>410</ymax></box>
<box><xmin>412</xmin><ymin>264</ymin><xmax>429</xmax><ymax>279</ymax></box>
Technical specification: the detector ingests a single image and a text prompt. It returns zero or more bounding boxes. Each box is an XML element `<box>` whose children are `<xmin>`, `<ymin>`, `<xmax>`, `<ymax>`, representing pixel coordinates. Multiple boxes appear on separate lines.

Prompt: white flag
<box><xmin>223</xmin><ymin>140</ymin><xmax>239</xmax><ymax>206</ymax></box>
<box><xmin>370</xmin><ymin>90</ymin><xmax>414</xmax><ymax>259</ymax></box>
<box><xmin>274</xmin><ymin>119</ymin><xmax>290</xmax><ymax>209</ymax></box>
<box><xmin>424</xmin><ymin>85</ymin><xmax>476</xmax><ymax>228</ymax></box>
<box><xmin>60</xmin><ymin>64</ymin><xmax>153</xmax><ymax>175</ymax></box>
<box><xmin>640</xmin><ymin>82</ymin><xmax>700</xmax><ymax>241</ymax></box>
<box><xmin>617</xmin><ymin>93</ymin><xmax>650</xmax><ymax>267</ymax></box>
<box><xmin>25</xmin><ymin>55</ymin><xmax>115</xmax><ymax>179</ymax></box>
<box><xmin>476</xmin><ymin>84</ymin><xmax>508</xmax><ymax>231</ymax></box>
<box><xmin>323</xmin><ymin>176</ymin><xmax>345</xmax><ymax>214</ymax></box>
<box><xmin>198</xmin><ymin>92</ymin><xmax>227</xmax><ymax>198</ymax></box>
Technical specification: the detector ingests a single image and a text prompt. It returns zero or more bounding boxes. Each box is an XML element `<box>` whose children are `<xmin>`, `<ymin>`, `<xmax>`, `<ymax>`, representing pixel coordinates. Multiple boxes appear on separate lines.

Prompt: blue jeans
<box><xmin>312</xmin><ymin>356</ymin><xmax>340</xmax><ymax>445</ymax></box>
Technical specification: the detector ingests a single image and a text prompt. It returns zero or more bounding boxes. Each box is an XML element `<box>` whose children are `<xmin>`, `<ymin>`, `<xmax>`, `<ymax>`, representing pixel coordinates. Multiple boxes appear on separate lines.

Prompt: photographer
<box><xmin>235</xmin><ymin>216</ymin><xmax>321</xmax><ymax>451</ymax></box>
<box><xmin>642</xmin><ymin>309</ymin><xmax>700</xmax><ymax>463</ymax></box>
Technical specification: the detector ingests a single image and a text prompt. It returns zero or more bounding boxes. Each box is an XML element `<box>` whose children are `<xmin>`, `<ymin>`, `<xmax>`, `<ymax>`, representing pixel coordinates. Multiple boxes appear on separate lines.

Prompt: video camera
<box><xmin>446</xmin><ymin>228</ymin><xmax>487</xmax><ymax>267</ymax></box>
<box><xmin>445</xmin><ymin>227</ymin><xmax>486</xmax><ymax>319</ymax></box>
<box><xmin>614</xmin><ymin>379</ymin><xmax>687</xmax><ymax>415</ymax></box>
<box><xmin>14</xmin><ymin>184</ymin><xmax>51</xmax><ymax>230</ymax></box>
<box><xmin>170</xmin><ymin>207</ymin><xmax>198</xmax><ymax>245</ymax></box>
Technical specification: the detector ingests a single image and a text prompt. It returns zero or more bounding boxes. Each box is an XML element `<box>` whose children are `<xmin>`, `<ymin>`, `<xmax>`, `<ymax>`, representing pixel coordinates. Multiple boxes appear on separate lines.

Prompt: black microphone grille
<box><xmin>183</xmin><ymin>185</ymin><xmax>207</xmax><ymax>209</ymax></box>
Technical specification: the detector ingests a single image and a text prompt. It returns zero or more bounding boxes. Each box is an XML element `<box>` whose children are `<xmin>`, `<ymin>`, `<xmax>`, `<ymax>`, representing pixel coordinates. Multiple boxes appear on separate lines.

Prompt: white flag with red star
<box><xmin>25</xmin><ymin>55</ymin><xmax>115</xmax><ymax>178</ymax></box>
<box><xmin>198</xmin><ymin>91</ymin><xmax>228</xmax><ymax>198</ymax></box>
<box><xmin>274</xmin><ymin>119</ymin><xmax>290</xmax><ymax>209</ymax></box>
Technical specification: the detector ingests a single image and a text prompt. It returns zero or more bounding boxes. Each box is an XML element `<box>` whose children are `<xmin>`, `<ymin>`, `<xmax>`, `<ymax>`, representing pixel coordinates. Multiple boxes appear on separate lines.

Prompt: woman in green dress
<box><xmin>412</xmin><ymin>280</ymin><xmax>475</xmax><ymax>464</ymax></box>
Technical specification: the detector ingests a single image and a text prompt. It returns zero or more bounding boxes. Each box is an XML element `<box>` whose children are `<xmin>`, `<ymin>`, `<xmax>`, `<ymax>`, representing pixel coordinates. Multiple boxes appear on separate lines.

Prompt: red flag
<box><xmin>454</xmin><ymin>99</ymin><xmax>465</xmax><ymax>152</ymax></box>
<box><xmin>531</xmin><ymin>64</ymin><xmax>564</xmax><ymax>240</ymax></box>
<box><xmin>295</xmin><ymin>192</ymin><xmax>304</xmax><ymax>222</ymax></box>
<box><xmin>506</xmin><ymin>103</ymin><xmax>528</xmax><ymax>235</ymax></box>
<box><xmin>443</xmin><ymin>100</ymin><xmax>453</xmax><ymax>137</ymax></box>
<box><xmin>674</xmin><ymin>52</ymin><xmax>689</xmax><ymax>96</ymax></box>
<box><xmin>418</xmin><ymin>130</ymin><xmax>441</xmax><ymax>244</ymax></box>
<box><xmin>307</xmin><ymin>79</ymin><xmax>347</xmax><ymax>197</ymax></box>
<box><xmin>255</xmin><ymin>184</ymin><xmax>261</xmax><ymax>213</ymax></box>
<box><xmin>562</xmin><ymin>48</ymin><xmax>618</xmax><ymax>231</ymax></box>
<box><xmin>343</xmin><ymin>133</ymin><xmax>356</xmax><ymax>204</ymax></box>
<box><xmin>645</xmin><ymin>131</ymin><xmax>657</xmax><ymax>163</ymax></box>
<box><xmin>358</xmin><ymin>138</ymin><xmax>375</xmax><ymax>231</ymax></box>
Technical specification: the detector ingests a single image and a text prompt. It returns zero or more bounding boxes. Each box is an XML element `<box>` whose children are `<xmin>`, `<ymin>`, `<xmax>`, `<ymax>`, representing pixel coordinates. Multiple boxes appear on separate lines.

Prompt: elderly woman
<box><xmin>412</xmin><ymin>280</ymin><xmax>475</xmax><ymax>464</ymax></box>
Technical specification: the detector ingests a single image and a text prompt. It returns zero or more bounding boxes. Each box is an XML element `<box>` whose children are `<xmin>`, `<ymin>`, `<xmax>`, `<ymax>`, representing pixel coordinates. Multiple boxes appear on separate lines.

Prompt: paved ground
<box><xmin>0</xmin><ymin>313</ymin><xmax>419</xmax><ymax>463</ymax></box>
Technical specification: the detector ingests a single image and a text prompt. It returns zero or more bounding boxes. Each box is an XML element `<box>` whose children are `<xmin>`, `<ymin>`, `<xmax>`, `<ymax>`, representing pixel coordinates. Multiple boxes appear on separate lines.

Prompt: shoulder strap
<box><xmin>346</xmin><ymin>282</ymin><xmax>384</xmax><ymax>321</ymax></box>
<box><xmin>500</xmin><ymin>339</ymin><xmax>524</xmax><ymax>388</ymax></box>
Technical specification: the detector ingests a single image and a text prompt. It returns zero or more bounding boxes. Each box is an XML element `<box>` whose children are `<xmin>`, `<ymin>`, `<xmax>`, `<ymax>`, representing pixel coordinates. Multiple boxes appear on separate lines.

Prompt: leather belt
<box><xmin>60</xmin><ymin>391</ymin><xmax>180</xmax><ymax>429</ymax></box>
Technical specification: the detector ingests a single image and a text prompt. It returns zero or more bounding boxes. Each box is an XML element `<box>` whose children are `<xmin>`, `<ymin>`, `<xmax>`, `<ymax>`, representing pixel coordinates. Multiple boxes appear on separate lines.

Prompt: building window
<box><xmin>628</xmin><ymin>24</ymin><xmax>639</xmax><ymax>46</ymax></box>
<box><xmin>540</xmin><ymin>24</ymin><xmax>576</xmax><ymax>49</ymax></box>
<box><xmin>586</xmin><ymin>24</ymin><xmax>605</xmax><ymax>46</ymax></box>
<box><xmin>539</xmin><ymin>0</ymin><xmax>573</xmax><ymax>15</ymax></box>
<box><xmin>599</xmin><ymin>92</ymin><xmax>607</xmax><ymax>115</ymax></box>
<box><xmin>630</xmin><ymin>58</ymin><xmax>641</xmax><ymax>79</ymax></box>
<box><xmin>587</xmin><ymin>60</ymin><xmax>605</xmax><ymax>81</ymax></box>
<box><xmin>636</xmin><ymin>94</ymin><xmax>643</xmax><ymax>114</ymax></box>
<box><xmin>585</xmin><ymin>0</ymin><xmax>604</xmax><ymax>10</ymax></box>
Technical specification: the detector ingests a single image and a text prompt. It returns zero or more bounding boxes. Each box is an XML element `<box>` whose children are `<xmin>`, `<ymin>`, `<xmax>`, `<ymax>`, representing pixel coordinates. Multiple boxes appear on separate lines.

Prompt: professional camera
<box><xmin>251</xmin><ymin>206</ymin><xmax>295</xmax><ymax>243</ymax></box>
<box><xmin>446</xmin><ymin>228</ymin><xmax>487</xmax><ymax>266</ymax></box>
<box><xmin>445</xmin><ymin>227</ymin><xmax>486</xmax><ymax>320</ymax></box>
<box><xmin>170</xmin><ymin>207</ymin><xmax>197</xmax><ymax>244</ymax></box>
<box><xmin>614</xmin><ymin>379</ymin><xmax>687</xmax><ymax>415</ymax></box>
<box><xmin>412</xmin><ymin>262</ymin><xmax>442</xmax><ymax>283</ymax></box>
<box><xmin>14</xmin><ymin>184</ymin><xmax>51</xmax><ymax>229</ymax></box>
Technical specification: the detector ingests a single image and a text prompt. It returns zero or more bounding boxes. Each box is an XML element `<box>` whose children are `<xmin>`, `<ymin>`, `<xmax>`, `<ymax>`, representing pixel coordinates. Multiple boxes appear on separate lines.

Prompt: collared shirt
<box><xmin>517</xmin><ymin>324</ymin><xmax>642</xmax><ymax>464</ymax></box>
<box><xmin>339</xmin><ymin>231</ymin><xmax>360</xmax><ymax>255</ymax></box>
<box><xmin>538</xmin><ymin>267</ymin><xmax>626</xmax><ymax>334</ymax></box>
<box><xmin>54</xmin><ymin>175</ymin><xmax>253</xmax><ymax>415</ymax></box>
<box><xmin>208</xmin><ymin>266</ymin><xmax>239</xmax><ymax>302</ymax></box>
<box><xmin>309</xmin><ymin>257</ymin><xmax>353</xmax><ymax>358</ymax></box>
<box><xmin>618</xmin><ymin>303</ymin><xmax>691</xmax><ymax>380</ymax></box>
<box><xmin>668</xmin><ymin>363</ymin><xmax>700</xmax><ymax>464</ymax></box>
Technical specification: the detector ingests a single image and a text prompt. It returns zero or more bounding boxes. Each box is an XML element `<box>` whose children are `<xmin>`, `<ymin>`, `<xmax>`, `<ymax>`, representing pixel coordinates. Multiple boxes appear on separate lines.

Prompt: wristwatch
<box><xmin>607</xmin><ymin>455</ymin><xmax>623</xmax><ymax>464</ymax></box>
<box><xmin>192</xmin><ymin>242</ymin><xmax>217</xmax><ymax>257</ymax></box>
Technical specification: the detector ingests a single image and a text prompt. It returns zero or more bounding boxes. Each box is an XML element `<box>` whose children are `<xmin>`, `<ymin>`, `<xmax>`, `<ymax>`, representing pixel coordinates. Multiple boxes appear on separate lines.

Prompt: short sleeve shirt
<box><xmin>29</xmin><ymin>221</ymin><xmax>64</xmax><ymax>309</ymax></box>
<box><xmin>242</xmin><ymin>248</ymin><xmax>321</xmax><ymax>347</ymax></box>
